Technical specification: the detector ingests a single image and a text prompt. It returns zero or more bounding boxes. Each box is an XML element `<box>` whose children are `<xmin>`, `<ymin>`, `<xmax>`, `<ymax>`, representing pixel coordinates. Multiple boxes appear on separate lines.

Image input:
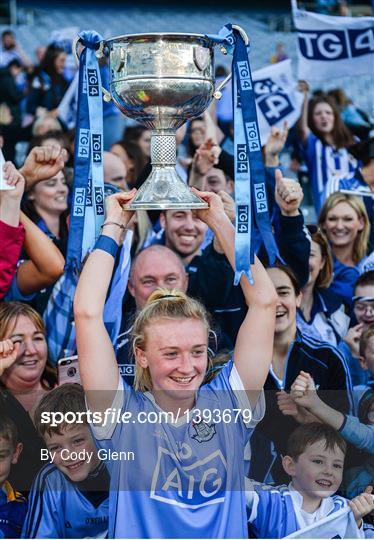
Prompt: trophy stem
<box><xmin>124</xmin><ymin>130</ymin><xmax>208</xmax><ymax>210</ymax></box>
<box><xmin>151</xmin><ymin>131</ymin><xmax>177</xmax><ymax>167</ymax></box>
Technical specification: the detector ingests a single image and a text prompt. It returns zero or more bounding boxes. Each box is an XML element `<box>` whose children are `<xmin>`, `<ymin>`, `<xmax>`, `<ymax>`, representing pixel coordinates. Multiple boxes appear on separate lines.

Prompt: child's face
<box><xmin>0</xmin><ymin>437</ymin><xmax>22</xmax><ymax>488</ymax></box>
<box><xmin>44</xmin><ymin>425</ymin><xmax>100</xmax><ymax>483</ymax></box>
<box><xmin>284</xmin><ymin>440</ymin><xmax>345</xmax><ymax>501</ymax></box>
<box><xmin>363</xmin><ymin>336</ymin><xmax>374</xmax><ymax>375</ymax></box>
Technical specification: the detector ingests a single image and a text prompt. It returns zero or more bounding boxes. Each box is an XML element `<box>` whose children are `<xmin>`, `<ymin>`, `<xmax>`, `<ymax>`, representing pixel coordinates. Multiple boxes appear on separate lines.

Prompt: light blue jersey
<box><xmin>22</xmin><ymin>464</ymin><xmax>109</xmax><ymax>538</ymax></box>
<box><xmin>92</xmin><ymin>361</ymin><xmax>264</xmax><ymax>538</ymax></box>
<box><xmin>246</xmin><ymin>482</ymin><xmax>358</xmax><ymax>538</ymax></box>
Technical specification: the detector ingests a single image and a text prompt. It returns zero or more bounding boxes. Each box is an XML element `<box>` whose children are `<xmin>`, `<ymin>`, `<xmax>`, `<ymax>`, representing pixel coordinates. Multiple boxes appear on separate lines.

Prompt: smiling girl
<box><xmin>73</xmin><ymin>188</ymin><xmax>277</xmax><ymax>538</ymax></box>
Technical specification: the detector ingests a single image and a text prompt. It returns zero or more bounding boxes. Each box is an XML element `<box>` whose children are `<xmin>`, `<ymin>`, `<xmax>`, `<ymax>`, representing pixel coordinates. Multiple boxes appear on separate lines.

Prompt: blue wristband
<box><xmin>94</xmin><ymin>235</ymin><xmax>119</xmax><ymax>258</ymax></box>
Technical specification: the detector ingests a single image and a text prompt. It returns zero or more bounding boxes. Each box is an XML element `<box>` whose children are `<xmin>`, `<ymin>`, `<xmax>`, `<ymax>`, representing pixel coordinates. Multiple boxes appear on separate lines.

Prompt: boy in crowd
<box><xmin>0</xmin><ymin>416</ymin><xmax>26</xmax><ymax>538</ymax></box>
<box><xmin>246</xmin><ymin>423</ymin><xmax>374</xmax><ymax>538</ymax></box>
<box><xmin>22</xmin><ymin>384</ymin><xmax>109</xmax><ymax>539</ymax></box>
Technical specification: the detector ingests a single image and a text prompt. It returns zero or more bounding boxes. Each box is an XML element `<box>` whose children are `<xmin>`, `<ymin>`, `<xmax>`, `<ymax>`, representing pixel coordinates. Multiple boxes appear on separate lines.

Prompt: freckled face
<box><xmin>136</xmin><ymin>318</ymin><xmax>208</xmax><ymax>400</ymax></box>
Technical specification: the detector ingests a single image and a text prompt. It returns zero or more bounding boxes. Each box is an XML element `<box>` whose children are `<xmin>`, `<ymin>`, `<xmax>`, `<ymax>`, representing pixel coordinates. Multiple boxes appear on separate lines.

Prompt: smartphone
<box><xmin>57</xmin><ymin>355</ymin><xmax>81</xmax><ymax>386</ymax></box>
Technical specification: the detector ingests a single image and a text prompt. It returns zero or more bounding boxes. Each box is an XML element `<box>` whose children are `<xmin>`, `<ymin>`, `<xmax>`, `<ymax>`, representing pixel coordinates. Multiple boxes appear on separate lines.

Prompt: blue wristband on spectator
<box><xmin>94</xmin><ymin>235</ymin><xmax>119</xmax><ymax>258</ymax></box>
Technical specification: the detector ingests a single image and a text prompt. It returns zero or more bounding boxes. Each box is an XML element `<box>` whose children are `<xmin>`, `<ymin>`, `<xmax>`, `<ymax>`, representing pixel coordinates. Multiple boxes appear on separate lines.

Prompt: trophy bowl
<box><xmin>105</xmin><ymin>32</ymin><xmax>217</xmax><ymax>209</ymax></box>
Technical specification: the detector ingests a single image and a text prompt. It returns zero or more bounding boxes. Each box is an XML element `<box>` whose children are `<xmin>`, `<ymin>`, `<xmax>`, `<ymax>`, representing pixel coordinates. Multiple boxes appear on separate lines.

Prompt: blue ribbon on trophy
<box><xmin>207</xmin><ymin>24</ymin><xmax>280</xmax><ymax>284</ymax></box>
<box><xmin>66</xmin><ymin>30</ymin><xmax>105</xmax><ymax>273</ymax></box>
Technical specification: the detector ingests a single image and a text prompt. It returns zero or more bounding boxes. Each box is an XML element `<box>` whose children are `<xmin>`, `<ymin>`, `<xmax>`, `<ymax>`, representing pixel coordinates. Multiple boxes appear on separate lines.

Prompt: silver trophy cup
<box><xmin>74</xmin><ymin>28</ymin><xmax>248</xmax><ymax>209</ymax></box>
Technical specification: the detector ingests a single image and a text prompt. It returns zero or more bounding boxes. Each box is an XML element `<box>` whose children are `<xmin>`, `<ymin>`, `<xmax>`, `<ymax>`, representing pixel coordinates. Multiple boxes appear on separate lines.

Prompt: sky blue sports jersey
<box><xmin>92</xmin><ymin>360</ymin><xmax>264</xmax><ymax>538</ymax></box>
<box><xmin>22</xmin><ymin>464</ymin><xmax>109</xmax><ymax>538</ymax></box>
<box><xmin>246</xmin><ymin>482</ymin><xmax>357</xmax><ymax>539</ymax></box>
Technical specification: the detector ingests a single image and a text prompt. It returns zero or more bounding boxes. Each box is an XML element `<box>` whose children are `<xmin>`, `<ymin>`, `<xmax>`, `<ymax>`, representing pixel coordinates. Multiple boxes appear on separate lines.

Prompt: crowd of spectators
<box><xmin>0</xmin><ymin>20</ymin><xmax>373</xmax><ymax>539</ymax></box>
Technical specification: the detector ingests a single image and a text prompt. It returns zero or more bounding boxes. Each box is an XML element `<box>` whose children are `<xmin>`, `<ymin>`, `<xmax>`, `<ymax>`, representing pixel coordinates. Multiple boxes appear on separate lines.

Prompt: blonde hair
<box><xmin>0</xmin><ymin>301</ymin><xmax>57</xmax><ymax>389</ymax></box>
<box><xmin>318</xmin><ymin>193</ymin><xmax>370</xmax><ymax>265</ymax></box>
<box><xmin>132</xmin><ymin>288</ymin><xmax>210</xmax><ymax>391</ymax></box>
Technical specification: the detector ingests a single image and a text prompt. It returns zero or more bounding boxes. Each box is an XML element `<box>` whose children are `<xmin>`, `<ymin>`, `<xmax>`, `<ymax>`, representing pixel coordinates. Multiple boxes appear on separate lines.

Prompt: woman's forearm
<box><xmin>20</xmin><ymin>212</ymin><xmax>64</xmax><ymax>279</ymax></box>
<box><xmin>0</xmin><ymin>199</ymin><xmax>20</xmax><ymax>227</ymax></box>
<box><xmin>74</xmin><ymin>227</ymin><xmax>122</xmax><ymax>400</ymax></box>
<box><xmin>210</xmin><ymin>213</ymin><xmax>277</xmax><ymax>308</ymax></box>
<box><xmin>298</xmin><ymin>93</ymin><xmax>310</xmax><ymax>144</ymax></box>
<box><xmin>74</xmin><ymin>224</ymin><xmax>122</xmax><ymax>319</ymax></box>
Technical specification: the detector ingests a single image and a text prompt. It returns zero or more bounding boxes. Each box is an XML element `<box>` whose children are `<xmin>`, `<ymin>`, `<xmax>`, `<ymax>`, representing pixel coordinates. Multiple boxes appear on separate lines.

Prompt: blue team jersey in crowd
<box><xmin>246</xmin><ymin>482</ymin><xmax>354</xmax><ymax>538</ymax></box>
<box><xmin>92</xmin><ymin>360</ymin><xmax>264</xmax><ymax>538</ymax></box>
<box><xmin>0</xmin><ymin>481</ymin><xmax>27</xmax><ymax>539</ymax></box>
<box><xmin>302</xmin><ymin>133</ymin><xmax>358</xmax><ymax>213</ymax></box>
<box><xmin>324</xmin><ymin>174</ymin><xmax>370</xmax><ymax>201</ymax></box>
<box><xmin>22</xmin><ymin>464</ymin><xmax>109</xmax><ymax>538</ymax></box>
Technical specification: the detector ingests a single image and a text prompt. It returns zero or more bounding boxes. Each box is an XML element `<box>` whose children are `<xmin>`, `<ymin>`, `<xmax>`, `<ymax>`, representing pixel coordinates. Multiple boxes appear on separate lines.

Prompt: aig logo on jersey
<box><xmin>150</xmin><ymin>445</ymin><xmax>227</xmax><ymax>508</ymax></box>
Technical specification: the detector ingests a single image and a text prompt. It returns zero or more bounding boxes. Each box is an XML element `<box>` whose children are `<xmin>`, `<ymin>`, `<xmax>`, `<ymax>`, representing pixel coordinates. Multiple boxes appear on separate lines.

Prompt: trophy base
<box><xmin>124</xmin><ymin>166</ymin><xmax>208</xmax><ymax>210</ymax></box>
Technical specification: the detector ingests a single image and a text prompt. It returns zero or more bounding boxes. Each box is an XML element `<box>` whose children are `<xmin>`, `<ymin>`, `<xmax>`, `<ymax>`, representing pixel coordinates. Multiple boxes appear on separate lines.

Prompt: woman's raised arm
<box><xmin>73</xmin><ymin>189</ymin><xmax>135</xmax><ymax>412</ymax></box>
<box><xmin>193</xmin><ymin>189</ymin><xmax>277</xmax><ymax>408</ymax></box>
<box><xmin>297</xmin><ymin>80</ymin><xmax>311</xmax><ymax>144</ymax></box>
<box><xmin>17</xmin><ymin>212</ymin><xmax>65</xmax><ymax>294</ymax></box>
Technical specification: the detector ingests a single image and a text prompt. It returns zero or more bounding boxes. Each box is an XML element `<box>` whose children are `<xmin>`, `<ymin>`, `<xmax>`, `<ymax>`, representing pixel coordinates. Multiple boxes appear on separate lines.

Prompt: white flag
<box><xmin>252</xmin><ymin>59</ymin><xmax>304</xmax><ymax>144</ymax></box>
<box><xmin>292</xmin><ymin>6</ymin><xmax>374</xmax><ymax>81</ymax></box>
<box><xmin>286</xmin><ymin>506</ymin><xmax>363</xmax><ymax>539</ymax></box>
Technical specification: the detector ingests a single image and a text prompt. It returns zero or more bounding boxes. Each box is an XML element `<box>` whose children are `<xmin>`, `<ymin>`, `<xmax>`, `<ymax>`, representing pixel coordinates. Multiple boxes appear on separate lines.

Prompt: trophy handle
<box><xmin>72</xmin><ymin>36</ymin><xmax>112</xmax><ymax>103</ymax></box>
<box><xmin>213</xmin><ymin>24</ymin><xmax>249</xmax><ymax>100</ymax></box>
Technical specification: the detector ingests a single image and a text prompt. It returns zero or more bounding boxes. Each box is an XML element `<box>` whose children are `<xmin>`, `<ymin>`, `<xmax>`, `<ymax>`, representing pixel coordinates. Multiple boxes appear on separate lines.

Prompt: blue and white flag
<box><xmin>252</xmin><ymin>59</ymin><xmax>304</xmax><ymax>144</ymax></box>
<box><xmin>286</xmin><ymin>505</ymin><xmax>362</xmax><ymax>538</ymax></box>
<box><xmin>292</xmin><ymin>2</ymin><xmax>374</xmax><ymax>81</ymax></box>
<box><xmin>58</xmin><ymin>71</ymin><xmax>79</xmax><ymax>130</ymax></box>
<box><xmin>103</xmin><ymin>230</ymin><xmax>133</xmax><ymax>345</ymax></box>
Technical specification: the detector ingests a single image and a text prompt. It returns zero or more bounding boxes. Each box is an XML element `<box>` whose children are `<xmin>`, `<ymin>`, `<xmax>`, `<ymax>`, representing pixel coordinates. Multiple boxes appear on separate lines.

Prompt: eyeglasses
<box><xmin>354</xmin><ymin>302</ymin><xmax>374</xmax><ymax>314</ymax></box>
